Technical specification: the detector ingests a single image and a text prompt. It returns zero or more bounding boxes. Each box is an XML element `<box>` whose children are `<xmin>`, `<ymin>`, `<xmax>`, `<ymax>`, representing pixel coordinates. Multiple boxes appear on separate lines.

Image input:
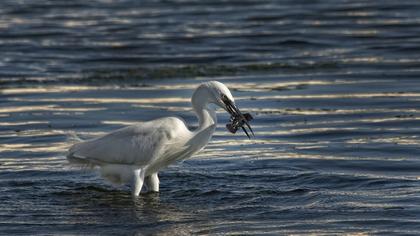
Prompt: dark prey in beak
<box><xmin>222</xmin><ymin>95</ymin><xmax>255</xmax><ymax>139</ymax></box>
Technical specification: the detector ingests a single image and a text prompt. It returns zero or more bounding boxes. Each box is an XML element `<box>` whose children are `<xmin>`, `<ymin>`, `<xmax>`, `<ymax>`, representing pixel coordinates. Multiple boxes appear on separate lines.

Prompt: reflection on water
<box><xmin>2</xmin><ymin>0</ymin><xmax>420</xmax><ymax>235</ymax></box>
<box><xmin>2</xmin><ymin>76</ymin><xmax>420</xmax><ymax>234</ymax></box>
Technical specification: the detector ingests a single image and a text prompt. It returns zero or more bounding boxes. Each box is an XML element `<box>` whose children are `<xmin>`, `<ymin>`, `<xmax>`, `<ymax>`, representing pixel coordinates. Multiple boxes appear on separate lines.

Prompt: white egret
<box><xmin>67</xmin><ymin>81</ymin><xmax>254</xmax><ymax>196</ymax></box>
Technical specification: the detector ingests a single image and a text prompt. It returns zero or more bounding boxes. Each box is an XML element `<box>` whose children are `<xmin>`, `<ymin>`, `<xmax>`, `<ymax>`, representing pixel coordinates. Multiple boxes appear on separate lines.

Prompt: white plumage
<box><xmin>67</xmin><ymin>81</ymin><xmax>252</xmax><ymax>196</ymax></box>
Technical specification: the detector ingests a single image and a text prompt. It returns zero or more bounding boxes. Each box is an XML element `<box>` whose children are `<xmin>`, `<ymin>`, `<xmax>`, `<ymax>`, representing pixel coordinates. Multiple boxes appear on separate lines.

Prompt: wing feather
<box><xmin>67</xmin><ymin>117</ymin><xmax>187</xmax><ymax>166</ymax></box>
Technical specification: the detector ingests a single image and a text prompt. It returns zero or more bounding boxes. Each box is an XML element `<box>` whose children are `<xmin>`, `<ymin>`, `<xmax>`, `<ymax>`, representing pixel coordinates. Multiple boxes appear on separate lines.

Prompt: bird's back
<box><xmin>67</xmin><ymin>117</ymin><xmax>191</xmax><ymax>167</ymax></box>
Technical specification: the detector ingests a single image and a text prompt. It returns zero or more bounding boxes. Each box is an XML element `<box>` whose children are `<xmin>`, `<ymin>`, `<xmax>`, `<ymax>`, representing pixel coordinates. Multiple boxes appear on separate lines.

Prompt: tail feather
<box><xmin>67</xmin><ymin>131</ymin><xmax>83</xmax><ymax>143</ymax></box>
<box><xmin>66</xmin><ymin>132</ymin><xmax>95</xmax><ymax>168</ymax></box>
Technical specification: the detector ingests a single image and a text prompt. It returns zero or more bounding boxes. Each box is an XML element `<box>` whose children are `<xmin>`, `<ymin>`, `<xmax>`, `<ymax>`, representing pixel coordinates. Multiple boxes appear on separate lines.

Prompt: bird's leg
<box><xmin>131</xmin><ymin>168</ymin><xmax>145</xmax><ymax>197</ymax></box>
<box><xmin>145</xmin><ymin>173</ymin><xmax>159</xmax><ymax>193</ymax></box>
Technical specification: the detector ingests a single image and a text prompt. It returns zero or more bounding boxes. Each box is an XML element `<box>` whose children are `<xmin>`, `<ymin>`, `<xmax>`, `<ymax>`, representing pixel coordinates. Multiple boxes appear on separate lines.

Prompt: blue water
<box><xmin>1</xmin><ymin>0</ymin><xmax>420</xmax><ymax>235</ymax></box>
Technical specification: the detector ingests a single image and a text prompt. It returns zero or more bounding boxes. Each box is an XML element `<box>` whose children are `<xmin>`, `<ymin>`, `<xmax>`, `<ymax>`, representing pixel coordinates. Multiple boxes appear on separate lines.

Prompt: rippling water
<box><xmin>1</xmin><ymin>0</ymin><xmax>420</xmax><ymax>235</ymax></box>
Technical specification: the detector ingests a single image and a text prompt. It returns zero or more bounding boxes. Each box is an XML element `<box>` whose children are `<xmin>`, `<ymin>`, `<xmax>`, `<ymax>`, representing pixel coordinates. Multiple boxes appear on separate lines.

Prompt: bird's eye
<box><xmin>221</xmin><ymin>94</ymin><xmax>228</xmax><ymax>101</ymax></box>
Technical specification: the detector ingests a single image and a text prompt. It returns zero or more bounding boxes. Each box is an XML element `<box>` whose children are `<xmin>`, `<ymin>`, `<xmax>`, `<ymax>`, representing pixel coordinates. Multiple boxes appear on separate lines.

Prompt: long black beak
<box><xmin>223</xmin><ymin>97</ymin><xmax>255</xmax><ymax>139</ymax></box>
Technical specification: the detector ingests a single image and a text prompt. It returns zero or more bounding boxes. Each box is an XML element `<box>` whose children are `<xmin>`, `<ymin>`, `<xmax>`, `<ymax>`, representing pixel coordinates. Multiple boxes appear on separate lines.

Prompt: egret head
<box><xmin>204</xmin><ymin>81</ymin><xmax>255</xmax><ymax>139</ymax></box>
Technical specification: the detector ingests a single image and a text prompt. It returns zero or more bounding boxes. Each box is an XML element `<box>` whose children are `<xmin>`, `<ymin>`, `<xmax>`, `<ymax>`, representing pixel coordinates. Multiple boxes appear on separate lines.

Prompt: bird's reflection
<box><xmin>62</xmin><ymin>183</ymin><xmax>200</xmax><ymax>235</ymax></box>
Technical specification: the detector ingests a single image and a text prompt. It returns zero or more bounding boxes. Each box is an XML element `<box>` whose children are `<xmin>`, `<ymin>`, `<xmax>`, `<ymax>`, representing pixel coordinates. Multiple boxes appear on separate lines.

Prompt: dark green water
<box><xmin>1</xmin><ymin>0</ymin><xmax>420</xmax><ymax>235</ymax></box>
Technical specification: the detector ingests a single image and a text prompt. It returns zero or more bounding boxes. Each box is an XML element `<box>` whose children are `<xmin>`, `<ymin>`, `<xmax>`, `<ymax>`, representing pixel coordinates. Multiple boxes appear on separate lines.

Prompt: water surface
<box><xmin>1</xmin><ymin>0</ymin><xmax>420</xmax><ymax>235</ymax></box>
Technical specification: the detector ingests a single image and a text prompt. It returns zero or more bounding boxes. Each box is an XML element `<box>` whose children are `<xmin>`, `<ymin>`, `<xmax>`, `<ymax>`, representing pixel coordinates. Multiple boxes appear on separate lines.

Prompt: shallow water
<box><xmin>1</xmin><ymin>0</ymin><xmax>420</xmax><ymax>235</ymax></box>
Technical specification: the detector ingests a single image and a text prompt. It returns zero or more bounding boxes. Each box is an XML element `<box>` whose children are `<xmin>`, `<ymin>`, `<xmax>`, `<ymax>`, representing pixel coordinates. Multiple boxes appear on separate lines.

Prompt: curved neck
<box><xmin>191</xmin><ymin>86</ymin><xmax>217</xmax><ymax>132</ymax></box>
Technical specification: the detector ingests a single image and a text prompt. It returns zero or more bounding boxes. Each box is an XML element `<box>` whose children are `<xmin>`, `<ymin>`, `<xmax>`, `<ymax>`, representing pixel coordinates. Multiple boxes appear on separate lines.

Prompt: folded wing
<box><xmin>67</xmin><ymin>117</ymin><xmax>188</xmax><ymax>167</ymax></box>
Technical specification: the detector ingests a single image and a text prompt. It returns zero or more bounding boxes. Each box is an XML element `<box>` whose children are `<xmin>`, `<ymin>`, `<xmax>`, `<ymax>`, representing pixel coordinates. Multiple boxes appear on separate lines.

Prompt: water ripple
<box><xmin>2</xmin><ymin>0</ymin><xmax>420</xmax><ymax>234</ymax></box>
